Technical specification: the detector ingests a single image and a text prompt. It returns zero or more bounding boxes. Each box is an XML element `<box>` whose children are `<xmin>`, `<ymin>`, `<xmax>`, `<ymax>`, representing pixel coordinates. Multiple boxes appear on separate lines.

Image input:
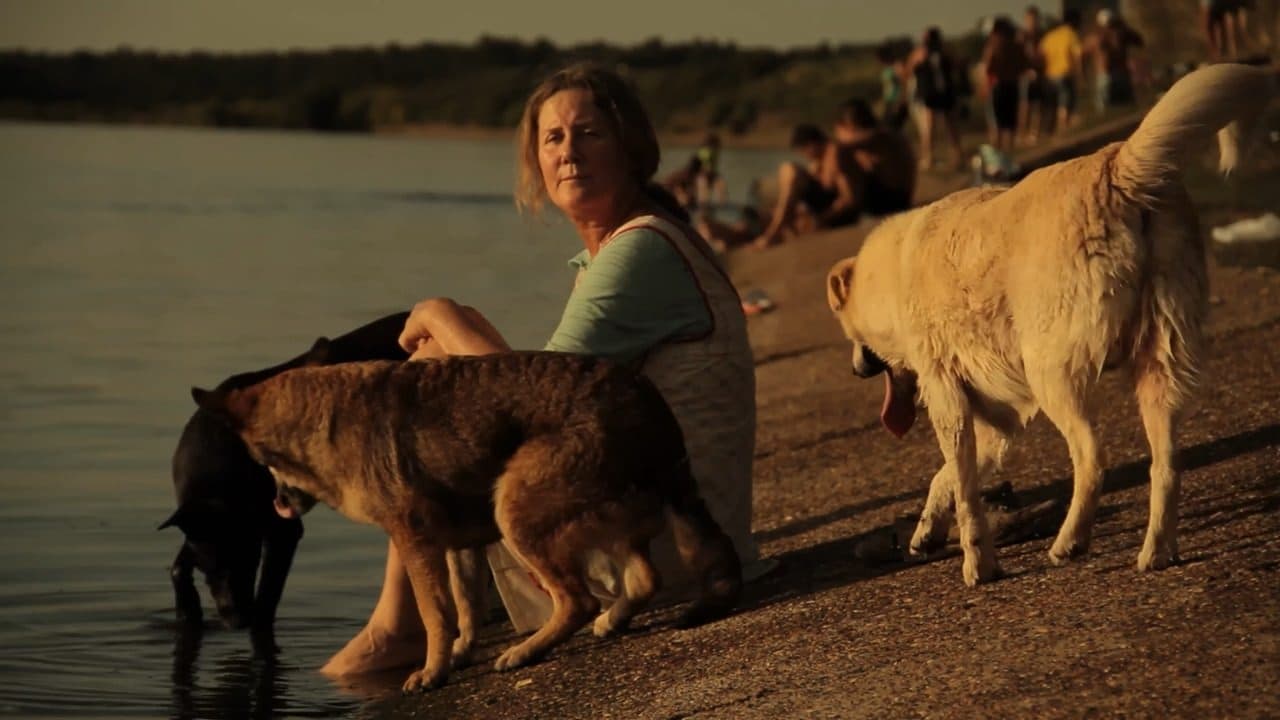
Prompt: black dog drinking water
<box><xmin>159</xmin><ymin>312</ymin><xmax>409</xmax><ymax>645</ymax></box>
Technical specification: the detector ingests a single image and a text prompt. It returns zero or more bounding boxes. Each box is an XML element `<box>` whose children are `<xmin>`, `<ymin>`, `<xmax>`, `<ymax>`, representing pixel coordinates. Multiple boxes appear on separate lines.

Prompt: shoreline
<box><xmin>377</xmin><ymin>120</ymin><xmax>798</xmax><ymax>149</ymax></box>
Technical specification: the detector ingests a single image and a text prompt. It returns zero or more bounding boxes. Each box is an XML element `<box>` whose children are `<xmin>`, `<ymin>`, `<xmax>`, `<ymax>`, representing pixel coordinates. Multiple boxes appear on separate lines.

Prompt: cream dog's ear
<box><xmin>826</xmin><ymin>258</ymin><xmax>856</xmax><ymax>312</ymax></box>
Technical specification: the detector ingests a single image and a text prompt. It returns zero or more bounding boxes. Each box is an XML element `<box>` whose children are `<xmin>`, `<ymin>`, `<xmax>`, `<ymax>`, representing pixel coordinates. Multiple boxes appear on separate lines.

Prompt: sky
<box><xmin>0</xmin><ymin>0</ymin><xmax>1046</xmax><ymax>53</ymax></box>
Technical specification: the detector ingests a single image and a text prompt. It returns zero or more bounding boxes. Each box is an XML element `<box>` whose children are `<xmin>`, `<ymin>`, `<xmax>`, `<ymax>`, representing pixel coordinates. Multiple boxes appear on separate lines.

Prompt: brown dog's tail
<box><xmin>1114</xmin><ymin>63</ymin><xmax>1276</xmax><ymax>200</ymax></box>
<box><xmin>665</xmin><ymin>456</ymin><xmax>743</xmax><ymax>628</ymax></box>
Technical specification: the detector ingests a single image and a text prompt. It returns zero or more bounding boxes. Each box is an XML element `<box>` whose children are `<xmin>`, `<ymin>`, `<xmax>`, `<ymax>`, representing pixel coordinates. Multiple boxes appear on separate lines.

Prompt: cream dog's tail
<box><xmin>1114</xmin><ymin>63</ymin><xmax>1277</xmax><ymax>199</ymax></box>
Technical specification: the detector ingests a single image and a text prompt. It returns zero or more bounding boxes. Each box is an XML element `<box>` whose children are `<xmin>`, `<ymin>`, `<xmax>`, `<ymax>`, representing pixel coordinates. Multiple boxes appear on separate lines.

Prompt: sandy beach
<box><xmin>350</xmin><ymin>111</ymin><xmax>1280</xmax><ymax>719</ymax></box>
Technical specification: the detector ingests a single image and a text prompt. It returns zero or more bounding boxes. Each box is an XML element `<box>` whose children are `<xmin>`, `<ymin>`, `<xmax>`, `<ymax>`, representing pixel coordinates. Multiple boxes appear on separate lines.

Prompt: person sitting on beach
<box><xmin>694</xmin><ymin>132</ymin><xmax>727</xmax><ymax>207</ymax></box>
<box><xmin>695</xmin><ymin>205</ymin><xmax>764</xmax><ymax>252</ymax></box>
<box><xmin>753</xmin><ymin>100</ymin><xmax>915</xmax><ymax>248</ymax></box>
<box><xmin>834</xmin><ymin>98</ymin><xmax>916</xmax><ymax>217</ymax></box>
<box><xmin>751</xmin><ymin>123</ymin><xmax>858</xmax><ymax>248</ymax></box>
<box><xmin>319</xmin><ymin>62</ymin><xmax>766</xmax><ymax>678</ymax></box>
<box><xmin>659</xmin><ymin>133</ymin><xmax>727</xmax><ymax>213</ymax></box>
<box><xmin>658</xmin><ymin>154</ymin><xmax>702</xmax><ymax>212</ymax></box>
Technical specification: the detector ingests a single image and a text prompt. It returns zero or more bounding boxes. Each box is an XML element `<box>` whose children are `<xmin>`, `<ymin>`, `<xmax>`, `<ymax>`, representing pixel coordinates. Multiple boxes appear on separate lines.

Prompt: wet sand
<box><xmin>356</xmin><ymin>113</ymin><xmax>1280</xmax><ymax>719</ymax></box>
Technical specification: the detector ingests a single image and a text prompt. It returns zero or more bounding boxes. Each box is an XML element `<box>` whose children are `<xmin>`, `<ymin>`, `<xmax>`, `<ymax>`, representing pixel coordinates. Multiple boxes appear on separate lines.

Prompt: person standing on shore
<box><xmin>907</xmin><ymin>27</ymin><xmax>966</xmax><ymax>171</ymax></box>
<box><xmin>876</xmin><ymin>42</ymin><xmax>911</xmax><ymax>130</ymax></box>
<box><xmin>1017</xmin><ymin>5</ymin><xmax>1048</xmax><ymax>145</ymax></box>
<box><xmin>1040</xmin><ymin>8</ymin><xmax>1085</xmax><ymax>135</ymax></box>
<box><xmin>980</xmin><ymin>17</ymin><xmax>1029</xmax><ymax>154</ymax></box>
<box><xmin>319</xmin><ymin>62</ymin><xmax>764</xmax><ymax>677</ymax></box>
<box><xmin>1201</xmin><ymin>0</ymin><xmax>1257</xmax><ymax>61</ymax></box>
<box><xmin>1085</xmin><ymin>9</ymin><xmax>1145</xmax><ymax>113</ymax></box>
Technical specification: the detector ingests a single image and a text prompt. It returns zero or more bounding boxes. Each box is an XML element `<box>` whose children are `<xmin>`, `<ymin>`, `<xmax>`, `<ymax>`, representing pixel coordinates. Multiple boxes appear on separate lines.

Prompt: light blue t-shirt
<box><xmin>544</xmin><ymin>226</ymin><xmax>712</xmax><ymax>365</ymax></box>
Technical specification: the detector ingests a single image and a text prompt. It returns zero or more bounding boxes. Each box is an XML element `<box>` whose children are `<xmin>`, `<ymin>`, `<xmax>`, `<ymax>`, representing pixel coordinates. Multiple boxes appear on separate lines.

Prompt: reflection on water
<box><xmin>0</xmin><ymin>121</ymin><xmax>790</xmax><ymax>718</ymax></box>
<box><xmin>168</xmin><ymin>622</ymin><xmax>352</xmax><ymax>720</ymax></box>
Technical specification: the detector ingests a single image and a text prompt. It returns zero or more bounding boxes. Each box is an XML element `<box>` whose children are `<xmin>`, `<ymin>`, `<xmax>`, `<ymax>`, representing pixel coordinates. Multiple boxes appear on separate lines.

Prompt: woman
<box><xmin>981</xmin><ymin>16</ymin><xmax>1028</xmax><ymax>153</ymax></box>
<box><xmin>321</xmin><ymin>63</ymin><xmax>763</xmax><ymax>676</ymax></box>
<box><xmin>908</xmin><ymin>27</ymin><xmax>965</xmax><ymax>171</ymax></box>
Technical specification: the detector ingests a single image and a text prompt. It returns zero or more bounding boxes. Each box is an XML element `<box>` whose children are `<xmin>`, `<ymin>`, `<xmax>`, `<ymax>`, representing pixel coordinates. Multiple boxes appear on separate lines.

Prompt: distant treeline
<box><xmin>0</xmin><ymin>35</ymin><xmax>985</xmax><ymax>135</ymax></box>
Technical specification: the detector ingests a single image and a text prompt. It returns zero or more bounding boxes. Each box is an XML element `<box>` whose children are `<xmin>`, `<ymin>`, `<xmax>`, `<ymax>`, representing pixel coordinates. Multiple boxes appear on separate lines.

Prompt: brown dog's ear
<box><xmin>827</xmin><ymin>258</ymin><xmax>856</xmax><ymax>312</ymax></box>
<box><xmin>191</xmin><ymin>386</ymin><xmax>259</xmax><ymax>431</ymax></box>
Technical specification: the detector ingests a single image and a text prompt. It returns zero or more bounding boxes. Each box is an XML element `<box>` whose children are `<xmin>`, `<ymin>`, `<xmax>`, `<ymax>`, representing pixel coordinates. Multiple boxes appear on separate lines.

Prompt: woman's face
<box><xmin>536</xmin><ymin>88</ymin><xmax>632</xmax><ymax>220</ymax></box>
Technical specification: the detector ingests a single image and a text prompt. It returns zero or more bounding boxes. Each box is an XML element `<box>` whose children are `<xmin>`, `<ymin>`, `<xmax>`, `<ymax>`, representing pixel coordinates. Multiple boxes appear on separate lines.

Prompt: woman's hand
<box><xmin>399</xmin><ymin>297</ymin><xmax>511</xmax><ymax>357</ymax></box>
<box><xmin>407</xmin><ymin>337</ymin><xmax>441</xmax><ymax>362</ymax></box>
<box><xmin>399</xmin><ymin>297</ymin><xmax>450</xmax><ymax>353</ymax></box>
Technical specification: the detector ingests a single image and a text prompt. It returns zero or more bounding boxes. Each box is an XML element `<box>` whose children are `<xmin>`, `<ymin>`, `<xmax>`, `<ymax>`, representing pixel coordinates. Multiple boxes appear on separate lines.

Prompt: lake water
<box><xmin>0</xmin><ymin>121</ymin><xmax>789</xmax><ymax>718</ymax></box>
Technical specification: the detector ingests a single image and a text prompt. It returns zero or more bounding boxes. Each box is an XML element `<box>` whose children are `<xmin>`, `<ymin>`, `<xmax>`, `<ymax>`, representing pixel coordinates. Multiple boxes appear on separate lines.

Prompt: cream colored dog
<box><xmin>826</xmin><ymin>64</ymin><xmax>1276</xmax><ymax>586</ymax></box>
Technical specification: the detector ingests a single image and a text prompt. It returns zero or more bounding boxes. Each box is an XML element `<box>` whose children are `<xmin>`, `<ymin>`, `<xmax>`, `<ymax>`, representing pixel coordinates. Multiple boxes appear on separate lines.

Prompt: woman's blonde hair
<box><xmin>514</xmin><ymin>63</ymin><xmax>660</xmax><ymax>215</ymax></box>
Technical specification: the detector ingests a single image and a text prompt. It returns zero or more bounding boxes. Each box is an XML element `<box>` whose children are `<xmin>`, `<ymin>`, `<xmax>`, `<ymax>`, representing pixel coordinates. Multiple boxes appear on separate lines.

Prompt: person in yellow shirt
<box><xmin>1039</xmin><ymin>8</ymin><xmax>1084</xmax><ymax>134</ymax></box>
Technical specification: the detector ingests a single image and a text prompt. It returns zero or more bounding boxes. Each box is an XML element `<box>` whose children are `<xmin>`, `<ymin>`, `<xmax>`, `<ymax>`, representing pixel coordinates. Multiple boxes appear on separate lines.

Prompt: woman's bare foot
<box><xmin>319</xmin><ymin>624</ymin><xmax>426</xmax><ymax>677</ymax></box>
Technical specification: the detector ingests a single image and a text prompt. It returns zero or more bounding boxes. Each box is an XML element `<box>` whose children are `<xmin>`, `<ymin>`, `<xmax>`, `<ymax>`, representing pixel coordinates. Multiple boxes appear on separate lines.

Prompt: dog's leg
<box><xmin>910</xmin><ymin>420</ymin><xmax>1009</xmax><ymax>557</ymax></box>
<box><xmin>1135</xmin><ymin>371</ymin><xmax>1181</xmax><ymax>571</ymax></box>
<box><xmin>492</xmin><ymin>536</ymin><xmax>599</xmax><ymax>671</ymax></box>
<box><xmin>490</xmin><ymin>440</ymin><xmax>603</xmax><ymax>669</ymax></box>
<box><xmin>446</xmin><ymin>547</ymin><xmax>485</xmax><ymax>668</ymax></box>
<box><xmin>910</xmin><ymin>462</ymin><xmax>956</xmax><ymax>556</ymax></box>
<box><xmin>254</xmin><ymin>515</ymin><xmax>303</xmax><ymax>636</ymax></box>
<box><xmin>593</xmin><ymin>540</ymin><xmax>660</xmax><ymax>638</ymax></box>
<box><xmin>1039</xmin><ymin>379</ymin><xmax>1105</xmax><ymax>564</ymax></box>
<box><xmin>921</xmin><ymin>377</ymin><xmax>999</xmax><ymax>586</ymax></box>
<box><xmin>171</xmin><ymin>544</ymin><xmax>202</xmax><ymax>625</ymax></box>
<box><xmin>391</xmin><ymin>534</ymin><xmax>457</xmax><ymax>693</ymax></box>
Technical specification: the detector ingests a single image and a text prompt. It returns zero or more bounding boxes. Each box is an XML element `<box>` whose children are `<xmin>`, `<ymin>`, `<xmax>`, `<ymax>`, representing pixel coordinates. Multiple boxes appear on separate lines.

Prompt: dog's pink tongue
<box><xmin>880</xmin><ymin>371</ymin><xmax>916</xmax><ymax>438</ymax></box>
<box><xmin>273</xmin><ymin>496</ymin><xmax>297</xmax><ymax>520</ymax></box>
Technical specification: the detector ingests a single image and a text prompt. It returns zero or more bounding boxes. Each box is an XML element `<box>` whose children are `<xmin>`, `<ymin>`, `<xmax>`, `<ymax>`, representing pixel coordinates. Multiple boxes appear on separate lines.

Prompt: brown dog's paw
<box><xmin>450</xmin><ymin>636</ymin><xmax>475</xmax><ymax>670</ymax></box>
<box><xmin>494</xmin><ymin>643</ymin><xmax>539</xmax><ymax>672</ymax></box>
<box><xmin>592</xmin><ymin>611</ymin><xmax>625</xmax><ymax>638</ymax></box>
<box><xmin>401</xmin><ymin>666</ymin><xmax>447</xmax><ymax>693</ymax></box>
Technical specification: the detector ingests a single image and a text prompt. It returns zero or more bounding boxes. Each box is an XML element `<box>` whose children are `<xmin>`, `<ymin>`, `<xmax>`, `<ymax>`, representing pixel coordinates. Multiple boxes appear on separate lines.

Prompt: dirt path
<box><xmin>362</xmin><ymin>117</ymin><xmax>1280</xmax><ymax>720</ymax></box>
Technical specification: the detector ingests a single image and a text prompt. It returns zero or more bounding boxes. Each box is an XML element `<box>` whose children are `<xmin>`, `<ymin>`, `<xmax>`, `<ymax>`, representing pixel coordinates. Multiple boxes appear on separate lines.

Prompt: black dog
<box><xmin>159</xmin><ymin>312</ymin><xmax>409</xmax><ymax>642</ymax></box>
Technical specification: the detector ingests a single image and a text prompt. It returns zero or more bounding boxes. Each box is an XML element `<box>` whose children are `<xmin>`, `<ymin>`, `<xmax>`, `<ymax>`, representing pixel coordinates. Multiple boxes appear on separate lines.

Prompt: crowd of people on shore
<box><xmin>674</xmin><ymin>3</ymin><xmax>1272</xmax><ymax>253</ymax></box>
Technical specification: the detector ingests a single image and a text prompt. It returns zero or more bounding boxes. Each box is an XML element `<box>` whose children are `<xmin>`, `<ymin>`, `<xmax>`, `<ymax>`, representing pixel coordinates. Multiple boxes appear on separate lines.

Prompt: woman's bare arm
<box><xmin>400</xmin><ymin>298</ymin><xmax>511</xmax><ymax>358</ymax></box>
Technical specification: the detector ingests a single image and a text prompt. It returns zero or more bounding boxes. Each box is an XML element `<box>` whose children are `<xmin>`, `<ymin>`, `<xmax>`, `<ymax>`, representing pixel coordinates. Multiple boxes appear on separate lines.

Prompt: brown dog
<box><xmin>192</xmin><ymin>351</ymin><xmax>742</xmax><ymax>692</ymax></box>
<box><xmin>826</xmin><ymin>63</ymin><xmax>1276</xmax><ymax>586</ymax></box>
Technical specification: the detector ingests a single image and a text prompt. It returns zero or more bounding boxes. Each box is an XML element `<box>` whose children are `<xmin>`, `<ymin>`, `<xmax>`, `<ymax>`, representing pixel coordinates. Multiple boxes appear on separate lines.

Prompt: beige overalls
<box><xmin>488</xmin><ymin>213</ymin><xmax>764</xmax><ymax>632</ymax></box>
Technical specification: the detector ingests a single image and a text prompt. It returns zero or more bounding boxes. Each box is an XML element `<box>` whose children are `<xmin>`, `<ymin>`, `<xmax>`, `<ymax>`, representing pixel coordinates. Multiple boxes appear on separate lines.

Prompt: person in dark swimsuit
<box><xmin>837</xmin><ymin>98</ymin><xmax>916</xmax><ymax>217</ymax></box>
<box><xmin>753</xmin><ymin>123</ymin><xmax>861</xmax><ymax>247</ymax></box>
<box><xmin>753</xmin><ymin>100</ymin><xmax>915</xmax><ymax>248</ymax></box>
